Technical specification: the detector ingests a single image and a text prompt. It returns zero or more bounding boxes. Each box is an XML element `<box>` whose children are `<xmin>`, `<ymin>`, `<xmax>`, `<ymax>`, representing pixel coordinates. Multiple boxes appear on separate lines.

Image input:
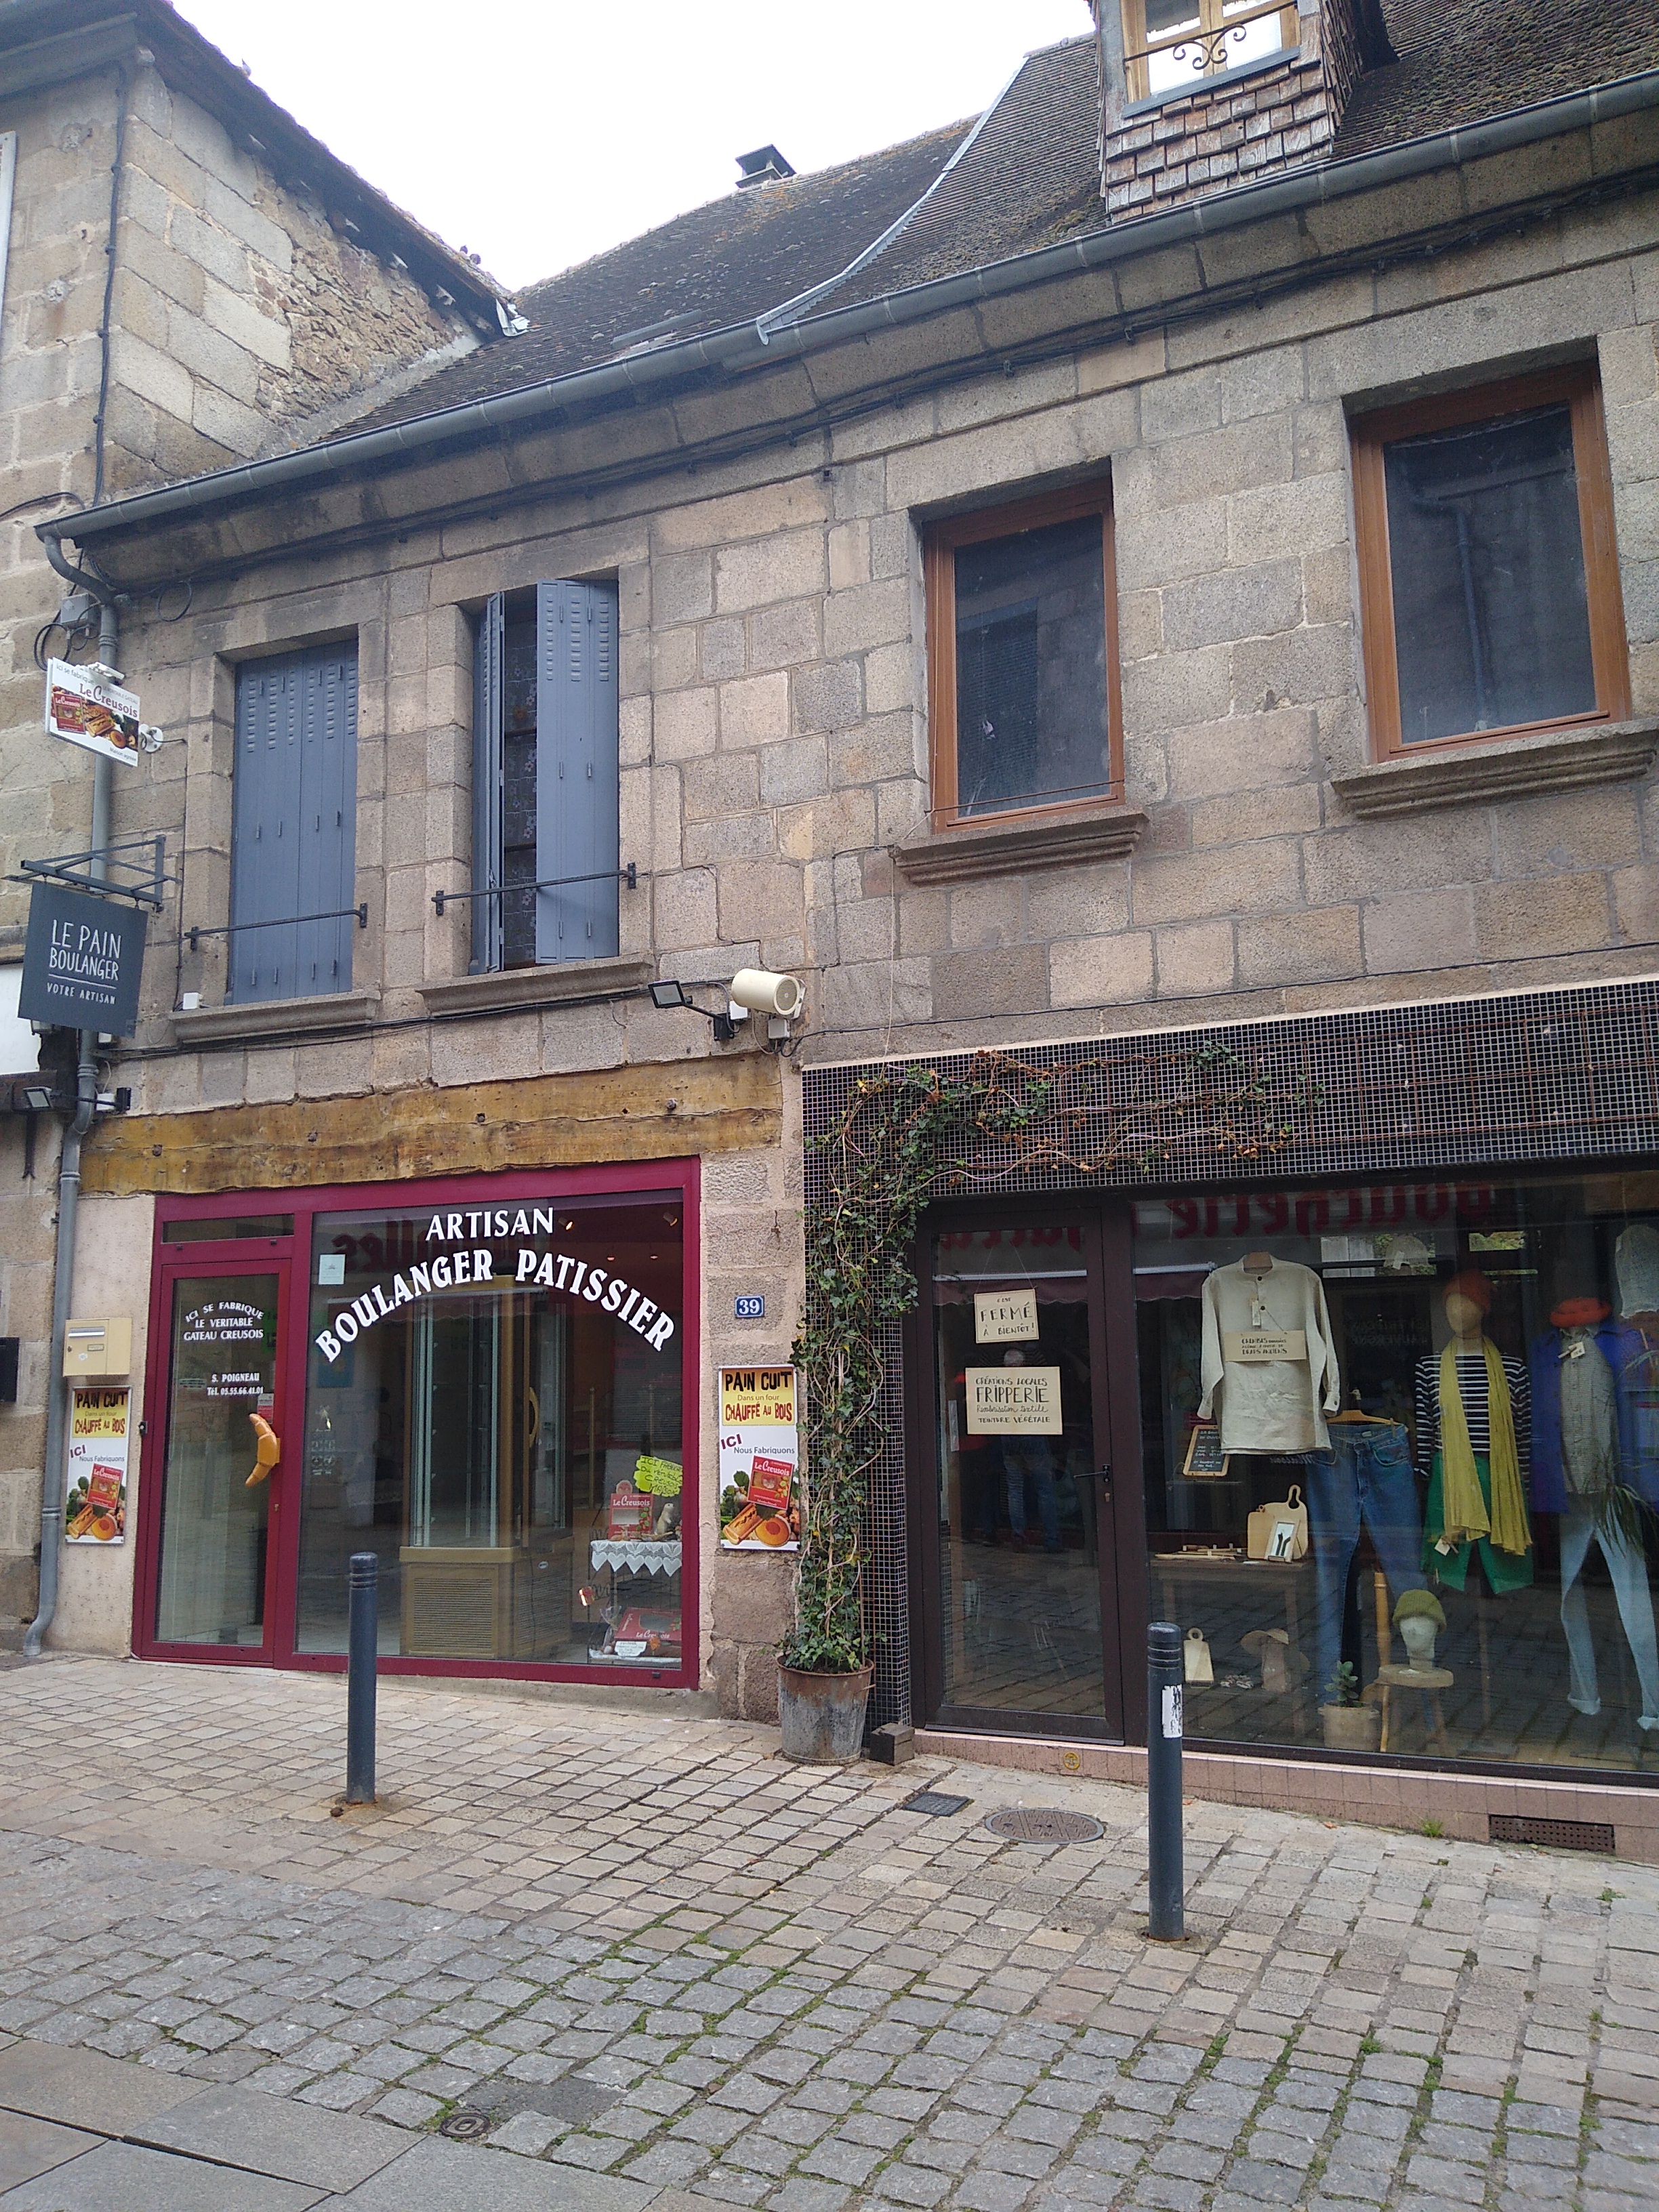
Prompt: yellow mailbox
<box><xmin>63</xmin><ymin>1319</ymin><xmax>132</xmax><ymax>1378</ymax></box>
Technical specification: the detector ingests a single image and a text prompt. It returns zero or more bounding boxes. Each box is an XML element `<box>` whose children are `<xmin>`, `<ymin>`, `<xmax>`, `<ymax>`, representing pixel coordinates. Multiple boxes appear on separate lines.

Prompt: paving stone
<box><xmin>134</xmin><ymin>2081</ymin><xmax>409</xmax><ymax>2188</ymax></box>
<box><xmin>0</xmin><ymin>2041</ymin><xmax>199</xmax><ymax>2135</ymax></box>
<box><xmin>0</xmin><ymin>2114</ymin><xmax>100</xmax><ymax>2192</ymax></box>
<box><xmin>0</xmin><ymin>2137</ymin><xmax>327</xmax><ymax>2211</ymax></box>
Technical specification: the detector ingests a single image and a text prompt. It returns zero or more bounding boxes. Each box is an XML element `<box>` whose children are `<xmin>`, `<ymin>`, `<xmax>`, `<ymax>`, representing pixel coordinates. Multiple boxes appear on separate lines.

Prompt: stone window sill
<box><xmin>893</xmin><ymin>802</ymin><xmax>1148</xmax><ymax>885</ymax></box>
<box><xmin>169</xmin><ymin>990</ymin><xmax>379</xmax><ymax>1047</ymax></box>
<box><xmin>1331</xmin><ymin>717</ymin><xmax>1659</xmax><ymax>819</ymax></box>
<box><xmin>419</xmin><ymin>956</ymin><xmax>655</xmax><ymax>1017</ymax></box>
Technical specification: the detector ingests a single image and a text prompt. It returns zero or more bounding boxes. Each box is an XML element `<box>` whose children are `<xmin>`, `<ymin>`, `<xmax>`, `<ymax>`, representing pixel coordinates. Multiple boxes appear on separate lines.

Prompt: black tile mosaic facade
<box><xmin>800</xmin><ymin>982</ymin><xmax>1659</xmax><ymax>1729</ymax></box>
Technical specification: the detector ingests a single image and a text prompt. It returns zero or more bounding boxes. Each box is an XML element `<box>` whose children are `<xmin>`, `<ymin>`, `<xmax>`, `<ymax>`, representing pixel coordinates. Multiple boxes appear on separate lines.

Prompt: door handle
<box><xmin>247</xmin><ymin>1412</ymin><xmax>281</xmax><ymax>1488</ymax></box>
<box><xmin>1091</xmin><ymin>1465</ymin><xmax>1112</xmax><ymax>1498</ymax></box>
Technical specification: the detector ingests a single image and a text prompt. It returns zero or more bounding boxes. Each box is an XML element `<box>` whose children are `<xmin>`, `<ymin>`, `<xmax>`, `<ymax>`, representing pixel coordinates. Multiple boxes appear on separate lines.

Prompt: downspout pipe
<box><xmin>23</xmin><ymin>578</ymin><xmax>116</xmax><ymax>1660</ymax></box>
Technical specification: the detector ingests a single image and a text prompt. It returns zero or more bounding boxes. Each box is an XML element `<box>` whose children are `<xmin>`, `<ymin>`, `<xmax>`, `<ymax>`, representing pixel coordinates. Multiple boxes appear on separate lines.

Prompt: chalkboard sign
<box><xmin>1182</xmin><ymin>1422</ymin><xmax>1231</xmax><ymax>1480</ymax></box>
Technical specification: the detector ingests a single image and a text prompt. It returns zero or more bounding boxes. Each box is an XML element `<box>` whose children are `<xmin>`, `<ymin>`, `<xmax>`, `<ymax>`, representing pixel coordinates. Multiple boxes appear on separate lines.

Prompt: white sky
<box><xmin>172</xmin><ymin>1</ymin><xmax>1096</xmax><ymax>293</ymax></box>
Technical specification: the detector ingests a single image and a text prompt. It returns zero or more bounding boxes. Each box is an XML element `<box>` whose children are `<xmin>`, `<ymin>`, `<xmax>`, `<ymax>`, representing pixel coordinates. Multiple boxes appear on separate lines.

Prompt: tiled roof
<box><xmin>281</xmin><ymin>0</ymin><xmax>1659</xmax><ymax>449</ymax></box>
<box><xmin>340</xmin><ymin>121</ymin><xmax>972</xmax><ymax>436</ymax></box>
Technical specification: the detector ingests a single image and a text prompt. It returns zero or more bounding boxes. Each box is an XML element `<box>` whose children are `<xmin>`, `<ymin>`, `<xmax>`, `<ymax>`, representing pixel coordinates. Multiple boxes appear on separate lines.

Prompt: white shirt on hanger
<box><xmin>1197</xmin><ymin>1258</ymin><xmax>1341</xmax><ymax>1454</ymax></box>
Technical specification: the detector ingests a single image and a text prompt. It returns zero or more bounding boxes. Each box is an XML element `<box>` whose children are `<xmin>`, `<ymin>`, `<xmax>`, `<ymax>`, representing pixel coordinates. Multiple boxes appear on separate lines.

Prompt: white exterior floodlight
<box><xmin>728</xmin><ymin>968</ymin><xmax>804</xmax><ymax>1020</ymax></box>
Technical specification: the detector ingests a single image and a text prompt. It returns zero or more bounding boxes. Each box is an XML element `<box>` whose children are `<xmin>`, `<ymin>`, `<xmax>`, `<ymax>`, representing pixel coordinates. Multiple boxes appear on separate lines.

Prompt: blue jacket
<box><xmin>1528</xmin><ymin>1323</ymin><xmax>1659</xmax><ymax>1512</ymax></box>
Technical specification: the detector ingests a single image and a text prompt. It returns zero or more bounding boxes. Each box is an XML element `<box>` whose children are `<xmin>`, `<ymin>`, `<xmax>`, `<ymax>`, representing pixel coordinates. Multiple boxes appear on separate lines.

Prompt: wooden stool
<box><xmin>1375</xmin><ymin>1662</ymin><xmax>1453</xmax><ymax>1753</ymax></box>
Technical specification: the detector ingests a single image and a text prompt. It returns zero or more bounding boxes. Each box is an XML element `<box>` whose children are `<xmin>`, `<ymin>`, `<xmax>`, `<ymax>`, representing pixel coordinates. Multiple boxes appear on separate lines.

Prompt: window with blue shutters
<box><xmin>229</xmin><ymin>645</ymin><xmax>359</xmax><ymax>1003</ymax></box>
<box><xmin>470</xmin><ymin>579</ymin><xmax>619</xmax><ymax>971</ymax></box>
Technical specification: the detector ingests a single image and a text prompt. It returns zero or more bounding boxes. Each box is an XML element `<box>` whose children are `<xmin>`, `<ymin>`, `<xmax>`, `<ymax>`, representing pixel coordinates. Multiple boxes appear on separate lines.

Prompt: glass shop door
<box><xmin>139</xmin><ymin>1258</ymin><xmax>295</xmax><ymax>1662</ymax></box>
<box><xmin>916</xmin><ymin>1206</ymin><xmax>1138</xmax><ymax>1738</ymax></box>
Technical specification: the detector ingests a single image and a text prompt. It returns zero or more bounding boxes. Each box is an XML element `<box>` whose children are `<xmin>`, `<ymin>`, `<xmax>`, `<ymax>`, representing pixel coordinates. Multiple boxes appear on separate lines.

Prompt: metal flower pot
<box><xmin>777</xmin><ymin>1664</ymin><xmax>873</xmax><ymax>1763</ymax></box>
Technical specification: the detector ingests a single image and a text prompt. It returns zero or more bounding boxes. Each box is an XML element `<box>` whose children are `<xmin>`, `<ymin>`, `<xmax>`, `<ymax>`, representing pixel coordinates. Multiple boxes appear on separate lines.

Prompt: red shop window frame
<box><xmin>134</xmin><ymin>1157</ymin><xmax>703</xmax><ymax>1689</ymax></box>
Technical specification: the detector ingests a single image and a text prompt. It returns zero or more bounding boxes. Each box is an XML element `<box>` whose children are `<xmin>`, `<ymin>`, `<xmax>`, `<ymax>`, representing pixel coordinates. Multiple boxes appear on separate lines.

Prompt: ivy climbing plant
<box><xmin>780</xmin><ymin>1042</ymin><xmax>1324</xmax><ymax>1676</ymax></box>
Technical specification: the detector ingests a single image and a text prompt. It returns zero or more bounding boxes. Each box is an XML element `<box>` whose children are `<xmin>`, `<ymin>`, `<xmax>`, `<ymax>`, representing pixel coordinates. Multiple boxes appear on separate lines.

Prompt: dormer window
<box><xmin>1122</xmin><ymin>0</ymin><xmax>1300</xmax><ymax>102</ymax></box>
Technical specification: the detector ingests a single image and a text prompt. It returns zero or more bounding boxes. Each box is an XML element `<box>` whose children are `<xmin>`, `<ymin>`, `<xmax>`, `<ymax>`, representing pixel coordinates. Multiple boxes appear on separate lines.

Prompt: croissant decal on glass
<box><xmin>247</xmin><ymin>1412</ymin><xmax>280</xmax><ymax>1488</ymax></box>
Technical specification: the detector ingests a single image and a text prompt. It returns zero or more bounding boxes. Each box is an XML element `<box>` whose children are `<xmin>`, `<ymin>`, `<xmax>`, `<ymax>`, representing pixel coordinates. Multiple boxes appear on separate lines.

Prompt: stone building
<box><xmin>0</xmin><ymin>0</ymin><xmax>507</xmax><ymax>1629</ymax></box>
<box><xmin>10</xmin><ymin>0</ymin><xmax>1659</xmax><ymax>1854</ymax></box>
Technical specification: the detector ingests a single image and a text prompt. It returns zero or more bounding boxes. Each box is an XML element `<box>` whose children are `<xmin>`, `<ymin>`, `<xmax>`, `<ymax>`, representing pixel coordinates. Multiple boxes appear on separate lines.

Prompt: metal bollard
<box><xmin>346</xmin><ymin>1551</ymin><xmax>378</xmax><ymax>1805</ymax></box>
<box><xmin>1147</xmin><ymin>1619</ymin><xmax>1185</xmax><ymax>1940</ymax></box>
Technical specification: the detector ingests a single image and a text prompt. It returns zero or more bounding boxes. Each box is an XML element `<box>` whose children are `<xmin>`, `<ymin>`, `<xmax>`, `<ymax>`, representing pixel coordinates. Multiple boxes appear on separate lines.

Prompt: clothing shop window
<box><xmin>296</xmin><ymin>1192</ymin><xmax>684</xmax><ymax>1669</ymax></box>
<box><xmin>229</xmin><ymin>645</ymin><xmax>359</xmax><ymax>1003</ymax></box>
<box><xmin>1121</xmin><ymin>0</ymin><xmax>1299</xmax><ymax>103</ymax></box>
<box><xmin>1137</xmin><ymin>1173</ymin><xmax>1659</xmax><ymax>1775</ymax></box>
<box><xmin>1351</xmin><ymin>366</ymin><xmax>1631</xmax><ymax>759</ymax></box>
<box><xmin>923</xmin><ymin>483</ymin><xmax>1123</xmax><ymax>830</ymax></box>
<box><xmin>472</xmin><ymin>580</ymin><xmax>620</xmax><ymax>970</ymax></box>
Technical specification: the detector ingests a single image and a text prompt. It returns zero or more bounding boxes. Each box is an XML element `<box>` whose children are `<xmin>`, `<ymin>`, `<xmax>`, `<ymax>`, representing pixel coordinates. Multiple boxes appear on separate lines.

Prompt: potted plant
<box><xmin>1319</xmin><ymin>1660</ymin><xmax>1382</xmax><ymax>1753</ymax></box>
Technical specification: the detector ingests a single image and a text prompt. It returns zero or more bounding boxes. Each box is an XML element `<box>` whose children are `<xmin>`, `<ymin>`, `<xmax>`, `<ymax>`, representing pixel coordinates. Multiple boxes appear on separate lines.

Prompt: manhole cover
<box><xmin>984</xmin><ymin>1807</ymin><xmax>1103</xmax><ymax>1844</ymax></box>
<box><xmin>438</xmin><ymin>2109</ymin><xmax>493</xmax><ymax>2140</ymax></box>
<box><xmin>903</xmin><ymin>1789</ymin><xmax>971</xmax><ymax>1818</ymax></box>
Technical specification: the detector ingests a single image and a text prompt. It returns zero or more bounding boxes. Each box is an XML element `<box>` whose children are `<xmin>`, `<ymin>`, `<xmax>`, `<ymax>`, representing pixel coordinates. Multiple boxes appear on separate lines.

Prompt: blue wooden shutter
<box><xmin>229</xmin><ymin>645</ymin><xmax>358</xmax><ymax>1003</ymax></box>
<box><xmin>535</xmin><ymin>580</ymin><xmax>619</xmax><ymax>964</ymax></box>
<box><xmin>471</xmin><ymin>594</ymin><xmax>505</xmax><ymax>974</ymax></box>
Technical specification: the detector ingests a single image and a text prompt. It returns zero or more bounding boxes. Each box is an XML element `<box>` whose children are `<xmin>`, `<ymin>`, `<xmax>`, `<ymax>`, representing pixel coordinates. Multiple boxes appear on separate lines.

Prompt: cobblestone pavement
<box><xmin>0</xmin><ymin>1655</ymin><xmax>1656</xmax><ymax>2211</ymax></box>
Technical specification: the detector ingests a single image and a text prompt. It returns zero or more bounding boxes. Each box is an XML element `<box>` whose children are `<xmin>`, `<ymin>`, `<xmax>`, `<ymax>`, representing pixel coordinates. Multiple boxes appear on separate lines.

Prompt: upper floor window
<box><xmin>1122</xmin><ymin>0</ymin><xmax>1299</xmax><ymax>103</ymax></box>
<box><xmin>924</xmin><ymin>484</ymin><xmax>1123</xmax><ymax>830</ymax></box>
<box><xmin>1352</xmin><ymin>365</ymin><xmax>1631</xmax><ymax>760</ymax></box>
<box><xmin>472</xmin><ymin>580</ymin><xmax>619</xmax><ymax>971</ymax></box>
<box><xmin>230</xmin><ymin>644</ymin><xmax>359</xmax><ymax>1004</ymax></box>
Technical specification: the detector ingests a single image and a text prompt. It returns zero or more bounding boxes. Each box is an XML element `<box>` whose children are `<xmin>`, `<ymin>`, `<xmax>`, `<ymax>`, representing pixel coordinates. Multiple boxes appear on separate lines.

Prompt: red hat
<box><xmin>1443</xmin><ymin>1269</ymin><xmax>1493</xmax><ymax>1313</ymax></box>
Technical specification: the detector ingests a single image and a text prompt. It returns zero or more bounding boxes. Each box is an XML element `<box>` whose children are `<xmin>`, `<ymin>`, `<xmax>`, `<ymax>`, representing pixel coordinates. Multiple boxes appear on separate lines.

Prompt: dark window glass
<box><xmin>161</xmin><ymin>1215</ymin><xmax>293</xmax><ymax>1243</ymax></box>
<box><xmin>1385</xmin><ymin>404</ymin><xmax>1595</xmax><ymax>745</ymax></box>
<box><xmin>954</xmin><ymin>514</ymin><xmax>1109</xmax><ymax>817</ymax></box>
<box><xmin>501</xmin><ymin>616</ymin><xmax>538</xmax><ymax>968</ymax></box>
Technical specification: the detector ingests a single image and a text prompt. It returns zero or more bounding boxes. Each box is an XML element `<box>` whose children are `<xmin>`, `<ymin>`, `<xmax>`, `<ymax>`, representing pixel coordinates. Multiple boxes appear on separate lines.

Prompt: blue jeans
<box><xmin>1003</xmin><ymin>1439</ymin><xmax>1061</xmax><ymax>1549</ymax></box>
<box><xmin>1305</xmin><ymin>1424</ymin><xmax>1425</xmax><ymax>1704</ymax></box>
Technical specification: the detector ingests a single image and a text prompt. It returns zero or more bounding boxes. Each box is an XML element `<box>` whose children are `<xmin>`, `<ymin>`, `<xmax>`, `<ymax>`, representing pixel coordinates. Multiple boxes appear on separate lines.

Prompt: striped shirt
<box><xmin>1414</xmin><ymin>1351</ymin><xmax>1530</xmax><ymax>1473</ymax></box>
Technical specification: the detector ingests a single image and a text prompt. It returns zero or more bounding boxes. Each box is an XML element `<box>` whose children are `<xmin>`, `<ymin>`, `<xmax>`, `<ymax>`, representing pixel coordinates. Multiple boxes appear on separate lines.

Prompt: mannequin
<box><xmin>1529</xmin><ymin>1278</ymin><xmax>1659</xmax><ymax>1732</ymax></box>
<box><xmin>1197</xmin><ymin>1254</ymin><xmax>1340</xmax><ymax>1455</ymax></box>
<box><xmin>1416</xmin><ymin>1271</ymin><xmax>1533</xmax><ymax>1594</ymax></box>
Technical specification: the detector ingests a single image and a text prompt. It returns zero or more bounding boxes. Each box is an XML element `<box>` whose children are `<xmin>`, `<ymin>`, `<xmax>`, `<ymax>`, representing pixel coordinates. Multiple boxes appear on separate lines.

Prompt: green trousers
<box><xmin>1422</xmin><ymin>1450</ymin><xmax>1533</xmax><ymax>1593</ymax></box>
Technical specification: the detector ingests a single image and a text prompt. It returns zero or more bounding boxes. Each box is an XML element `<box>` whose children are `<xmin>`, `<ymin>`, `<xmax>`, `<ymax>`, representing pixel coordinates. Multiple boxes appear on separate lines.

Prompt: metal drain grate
<box><xmin>984</xmin><ymin>1807</ymin><xmax>1103</xmax><ymax>1844</ymax></box>
<box><xmin>438</xmin><ymin>2110</ymin><xmax>493</xmax><ymax>2140</ymax></box>
<box><xmin>903</xmin><ymin>1789</ymin><xmax>970</xmax><ymax>1818</ymax></box>
<box><xmin>1490</xmin><ymin>1814</ymin><xmax>1615</xmax><ymax>1853</ymax></box>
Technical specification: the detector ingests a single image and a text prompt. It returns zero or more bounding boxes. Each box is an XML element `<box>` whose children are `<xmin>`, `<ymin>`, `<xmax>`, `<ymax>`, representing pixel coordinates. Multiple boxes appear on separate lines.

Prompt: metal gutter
<box><xmin>44</xmin><ymin>62</ymin><xmax>1659</xmax><ymax>555</ymax></box>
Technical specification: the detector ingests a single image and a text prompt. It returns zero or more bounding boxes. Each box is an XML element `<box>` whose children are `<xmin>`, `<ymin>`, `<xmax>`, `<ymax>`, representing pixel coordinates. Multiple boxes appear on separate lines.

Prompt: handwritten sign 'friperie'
<box><xmin>964</xmin><ymin>1366</ymin><xmax>1064</xmax><ymax>1435</ymax></box>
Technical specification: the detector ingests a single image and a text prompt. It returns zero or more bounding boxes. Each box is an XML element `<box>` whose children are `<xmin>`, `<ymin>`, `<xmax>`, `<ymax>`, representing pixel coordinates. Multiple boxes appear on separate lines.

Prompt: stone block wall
<box><xmin>107</xmin><ymin>61</ymin><xmax>476</xmax><ymax>488</ymax></box>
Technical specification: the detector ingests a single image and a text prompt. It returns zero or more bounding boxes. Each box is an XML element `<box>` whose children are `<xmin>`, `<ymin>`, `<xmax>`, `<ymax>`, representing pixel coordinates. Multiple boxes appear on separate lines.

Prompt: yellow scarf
<box><xmin>1439</xmin><ymin>1338</ymin><xmax>1531</xmax><ymax>1557</ymax></box>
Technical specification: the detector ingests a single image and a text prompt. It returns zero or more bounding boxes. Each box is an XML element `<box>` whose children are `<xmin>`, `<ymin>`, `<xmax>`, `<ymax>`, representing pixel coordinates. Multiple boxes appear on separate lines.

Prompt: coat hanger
<box><xmin>1242</xmin><ymin>1250</ymin><xmax>1274</xmax><ymax>1273</ymax></box>
<box><xmin>1330</xmin><ymin>1389</ymin><xmax>1387</xmax><ymax>1425</ymax></box>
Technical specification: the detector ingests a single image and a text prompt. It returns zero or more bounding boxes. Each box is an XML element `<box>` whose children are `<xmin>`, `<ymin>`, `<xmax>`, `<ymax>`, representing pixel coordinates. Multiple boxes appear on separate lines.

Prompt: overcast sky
<box><xmin>172</xmin><ymin>1</ymin><xmax>1094</xmax><ymax>293</ymax></box>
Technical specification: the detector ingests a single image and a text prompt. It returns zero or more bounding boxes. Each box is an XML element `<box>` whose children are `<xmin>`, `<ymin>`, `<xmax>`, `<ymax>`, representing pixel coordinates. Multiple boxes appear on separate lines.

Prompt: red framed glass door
<box><xmin>135</xmin><ymin>1248</ymin><xmax>300</xmax><ymax>1663</ymax></box>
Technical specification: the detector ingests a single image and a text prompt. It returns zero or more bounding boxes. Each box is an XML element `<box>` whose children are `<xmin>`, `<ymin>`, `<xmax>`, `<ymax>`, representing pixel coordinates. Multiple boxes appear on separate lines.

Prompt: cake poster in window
<box><xmin>719</xmin><ymin>1364</ymin><xmax>800</xmax><ymax>1549</ymax></box>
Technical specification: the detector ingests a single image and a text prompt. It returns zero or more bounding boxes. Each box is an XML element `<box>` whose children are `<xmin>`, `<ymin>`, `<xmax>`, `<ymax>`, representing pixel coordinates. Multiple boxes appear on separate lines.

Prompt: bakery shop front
<box><xmin>819</xmin><ymin>981</ymin><xmax>1659</xmax><ymax>1848</ymax></box>
<box><xmin>132</xmin><ymin>1160</ymin><xmax>699</xmax><ymax>1685</ymax></box>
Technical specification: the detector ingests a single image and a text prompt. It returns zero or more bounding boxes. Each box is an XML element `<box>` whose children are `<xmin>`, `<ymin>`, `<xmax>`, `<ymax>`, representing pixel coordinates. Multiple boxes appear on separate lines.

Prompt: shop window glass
<box><xmin>296</xmin><ymin>1193</ymin><xmax>684</xmax><ymax>1671</ymax></box>
<box><xmin>1122</xmin><ymin>0</ymin><xmax>1300</xmax><ymax>103</ymax></box>
<box><xmin>1136</xmin><ymin>1174</ymin><xmax>1659</xmax><ymax>1773</ymax></box>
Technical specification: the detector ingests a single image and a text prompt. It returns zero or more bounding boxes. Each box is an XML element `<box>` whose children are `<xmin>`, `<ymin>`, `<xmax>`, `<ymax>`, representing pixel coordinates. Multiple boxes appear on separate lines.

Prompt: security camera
<box><xmin>727</xmin><ymin>968</ymin><xmax>804</xmax><ymax>1020</ymax></box>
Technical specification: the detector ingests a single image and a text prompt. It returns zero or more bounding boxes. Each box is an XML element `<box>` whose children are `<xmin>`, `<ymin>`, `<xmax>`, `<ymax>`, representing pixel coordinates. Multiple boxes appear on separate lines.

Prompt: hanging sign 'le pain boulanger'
<box><xmin>313</xmin><ymin>1209</ymin><xmax>678</xmax><ymax>1365</ymax></box>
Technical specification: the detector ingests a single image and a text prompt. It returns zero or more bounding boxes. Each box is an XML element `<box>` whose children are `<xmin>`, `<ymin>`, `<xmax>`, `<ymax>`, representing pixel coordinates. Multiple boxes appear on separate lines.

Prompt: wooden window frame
<box><xmin>1352</xmin><ymin>363</ymin><xmax>1631</xmax><ymax>764</ymax></box>
<box><xmin>924</xmin><ymin>480</ymin><xmax>1125</xmax><ymax>834</ymax></box>
<box><xmin>1120</xmin><ymin>0</ymin><xmax>1300</xmax><ymax>105</ymax></box>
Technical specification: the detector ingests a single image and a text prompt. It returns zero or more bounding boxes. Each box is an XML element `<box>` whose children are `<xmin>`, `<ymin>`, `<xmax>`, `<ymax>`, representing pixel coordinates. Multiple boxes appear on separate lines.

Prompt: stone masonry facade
<box><xmin>0</xmin><ymin>36</ymin><xmax>487</xmax><ymax>1632</ymax></box>
<box><xmin>3</xmin><ymin>66</ymin><xmax>1659</xmax><ymax>1711</ymax></box>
